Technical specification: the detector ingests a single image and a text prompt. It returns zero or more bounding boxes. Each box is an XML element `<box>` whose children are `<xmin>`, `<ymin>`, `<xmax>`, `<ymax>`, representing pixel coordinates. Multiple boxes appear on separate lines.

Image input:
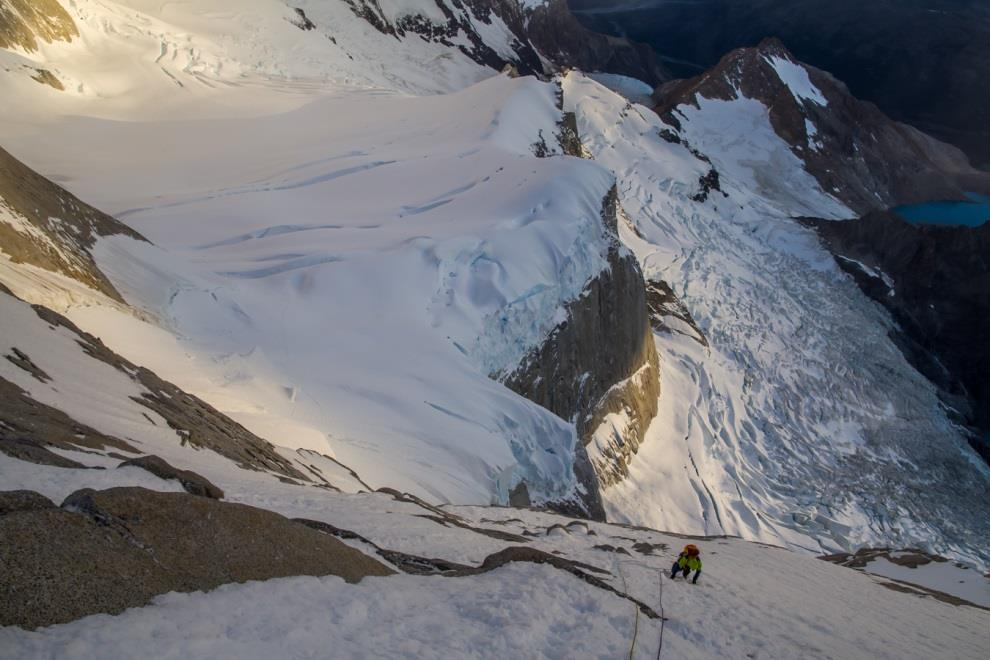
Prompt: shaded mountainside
<box><xmin>569</xmin><ymin>0</ymin><xmax>990</xmax><ymax>169</ymax></box>
<box><xmin>346</xmin><ymin>0</ymin><xmax>668</xmax><ymax>84</ymax></box>
<box><xmin>653</xmin><ymin>38</ymin><xmax>990</xmax><ymax>215</ymax></box>
<box><xmin>803</xmin><ymin>212</ymin><xmax>990</xmax><ymax>460</ymax></box>
<box><xmin>0</xmin><ymin>145</ymin><xmax>146</xmax><ymax>302</ymax></box>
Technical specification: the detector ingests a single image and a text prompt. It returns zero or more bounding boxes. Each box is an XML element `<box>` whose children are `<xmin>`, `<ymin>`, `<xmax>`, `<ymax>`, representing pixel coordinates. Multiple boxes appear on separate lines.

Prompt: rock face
<box><xmin>0</xmin><ymin>0</ymin><xmax>77</xmax><ymax>52</ymax></box>
<box><xmin>0</xmin><ymin>374</ymin><xmax>140</xmax><ymax>460</ymax></box>
<box><xmin>345</xmin><ymin>0</ymin><xmax>667</xmax><ymax>85</ymax></box>
<box><xmin>803</xmin><ymin>211</ymin><xmax>990</xmax><ymax>460</ymax></box>
<box><xmin>0</xmin><ymin>490</ymin><xmax>55</xmax><ymax>515</ymax></box>
<box><xmin>654</xmin><ymin>38</ymin><xmax>990</xmax><ymax>215</ymax></box>
<box><xmin>0</xmin><ymin>145</ymin><xmax>146</xmax><ymax>302</ymax></box>
<box><xmin>118</xmin><ymin>455</ymin><xmax>225</xmax><ymax>499</ymax></box>
<box><xmin>522</xmin><ymin>0</ymin><xmax>667</xmax><ymax>84</ymax></box>
<box><xmin>502</xmin><ymin>186</ymin><xmax>659</xmax><ymax>518</ymax></box>
<box><xmin>0</xmin><ymin>487</ymin><xmax>394</xmax><ymax>630</ymax></box>
<box><xmin>645</xmin><ymin>278</ymin><xmax>708</xmax><ymax>348</ymax></box>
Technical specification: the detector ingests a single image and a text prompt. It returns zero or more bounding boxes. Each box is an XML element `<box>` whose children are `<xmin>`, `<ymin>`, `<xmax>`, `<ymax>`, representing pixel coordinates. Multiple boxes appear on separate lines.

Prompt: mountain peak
<box><xmin>654</xmin><ymin>40</ymin><xmax>990</xmax><ymax>213</ymax></box>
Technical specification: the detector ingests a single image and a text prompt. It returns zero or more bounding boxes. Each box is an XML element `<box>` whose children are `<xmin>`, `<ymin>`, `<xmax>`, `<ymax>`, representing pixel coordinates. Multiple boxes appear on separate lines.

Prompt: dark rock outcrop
<box><xmin>289</xmin><ymin>7</ymin><xmax>316</xmax><ymax>31</ymax></box>
<box><xmin>449</xmin><ymin>545</ymin><xmax>661</xmax><ymax>618</ymax></box>
<box><xmin>344</xmin><ymin>0</ymin><xmax>667</xmax><ymax>85</ymax></box>
<box><xmin>118</xmin><ymin>454</ymin><xmax>224</xmax><ymax>499</ymax></box>
<box><xmin>4</xmin><ymin>347</ymin><xmax>50</xmax><ymax>382</ymax></box>
<box><xmin>0</xmin><ymin>436</ymin><xmax>90</xmax><ymax>469</ymax></box>
<box><xmin>0</xmin><ymin>487</ymin><xmax>393</xmax><ymax>629</ymax></box>
<box><xmin>803</xmin><ymin>211</ymin><xmax>990</xmax><ymax>459</ymax></box>
<box><xmin>0</xmin><ymin>145</ymin><xmax>147</xmax><ymax>302</ymax></box>
<box><xmin>0</xmin><ymin>375</ymin><xmax>139</xmax><ymax>459</ymax></box>
<box><xmin>0</xmin><ymin>0</ymin><xmax>77</xmax><ymax>52</ymax></box>
<box><xmin>820</xmin><ymin>546</ymin><xmax>948</xmax><ymax>570</ymax></box>
<box><xmin>502</xmin><ymin>186</ymin><xmax>659</xmax><ymax>518</ymax></box>
<box><xmin>30</xmin><ymin>67</ymin><xmax>63</xmax><ymax>90</ymax></box>
<box><xmin>295</xmin><ymin>517</ymin><xmax>474</xmax><ymax>575</ymax></box>
<box><xmin>820</xmin><ymin>546</ymin><xmax>989</xmax><ymax>611</ymax></box>
<box><xmin>0</xmin><ymin>490</ymin><xmax>55</xmax><ymax>515</ymax></box>
<box><xmin>645</xmin><ymin>279</ymin><xmax>708</xmax><ymax>347</ymax></box>
<box><xmin>522</xmin><ymin>0</ymin><xmax>667</xmax><ymax>84</ymax></box>
<box><xmin>654</xmin><ymin>39</ymin><xmax>990</xmax><ymax>214</ymax></box>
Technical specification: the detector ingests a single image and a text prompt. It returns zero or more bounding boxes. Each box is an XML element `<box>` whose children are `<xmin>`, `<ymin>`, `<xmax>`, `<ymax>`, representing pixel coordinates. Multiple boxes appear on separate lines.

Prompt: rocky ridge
<box><xmin>0</xmin><ymin>487</ymin><xmax>393</xmax><ymax>630</ymax></box>
<box><xmin>346</xmin><ymin>0</ymin><xmax>668</xmax><ymax>84</ymax></box>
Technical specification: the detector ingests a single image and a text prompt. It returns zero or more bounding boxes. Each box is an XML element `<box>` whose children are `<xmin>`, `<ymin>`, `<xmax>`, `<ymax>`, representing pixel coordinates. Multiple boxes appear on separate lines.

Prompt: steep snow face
<box><xmin>563</xmin><ymin>72</ymin><xmax>990</xmax><ymax>568</ymax></box>
<box><xmin>2</xmin><ymin>69</ymin><xmax>619</xmax><ymax>509</ymax></box>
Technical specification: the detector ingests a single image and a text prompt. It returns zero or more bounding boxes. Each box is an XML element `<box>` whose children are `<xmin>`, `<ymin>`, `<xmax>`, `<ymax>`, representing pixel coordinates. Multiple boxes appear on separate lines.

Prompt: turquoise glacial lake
<box><xmin>894</xmin><ymin>193</ymin><xmax>990</xmax><ymax>227</ymax></box>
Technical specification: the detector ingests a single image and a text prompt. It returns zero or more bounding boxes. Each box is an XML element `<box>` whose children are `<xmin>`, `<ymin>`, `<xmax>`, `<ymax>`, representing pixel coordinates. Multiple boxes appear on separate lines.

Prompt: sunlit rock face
<box><xmin>0</xmin><ymin>0</ymin><xmax>78</xmax><ymax>52</ymax></box>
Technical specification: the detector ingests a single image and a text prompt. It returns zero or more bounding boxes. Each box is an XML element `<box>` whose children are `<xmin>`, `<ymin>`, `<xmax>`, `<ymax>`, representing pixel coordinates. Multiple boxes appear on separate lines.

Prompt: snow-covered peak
<box><xmin>653</xmin><ymin>38</ymin><xmax>990</xmax><ymax>214</ymax></box>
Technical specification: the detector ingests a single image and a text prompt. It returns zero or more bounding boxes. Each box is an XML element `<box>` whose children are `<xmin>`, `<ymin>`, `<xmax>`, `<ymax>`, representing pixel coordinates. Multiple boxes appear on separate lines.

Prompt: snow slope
<box><xmin>563</xmin><ymin>72</ymin><xmax>990</xmax><ymax>568</ymax></box>
<box><xmin>1</xmin><ymin>439</ymin><xmax>988</xmax><ymax>658</ymax></box>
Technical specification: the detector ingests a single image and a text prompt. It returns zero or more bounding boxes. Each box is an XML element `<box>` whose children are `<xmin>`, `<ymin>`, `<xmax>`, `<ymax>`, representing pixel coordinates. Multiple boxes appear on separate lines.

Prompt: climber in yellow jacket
<box><xmin>670</xmin><ymin>544</ymin><xmax>702</xmax><ymax>583</ymax></box>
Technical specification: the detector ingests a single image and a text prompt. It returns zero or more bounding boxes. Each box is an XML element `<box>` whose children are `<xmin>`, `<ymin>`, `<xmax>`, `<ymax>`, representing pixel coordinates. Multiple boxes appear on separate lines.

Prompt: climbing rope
<box><xmin>616</xmin><ymin>560</ymin><xmax>641</xmax><ymax>660</ymax></box>
<box><xmin>656</xmin><ymin>562</ymin><xmax>665</xmax><ymax>660</ymax></box>
<box><xmin>617</xmin><ymin>559</ymin><xmax>666</xmax><ymax>660</ymax></box>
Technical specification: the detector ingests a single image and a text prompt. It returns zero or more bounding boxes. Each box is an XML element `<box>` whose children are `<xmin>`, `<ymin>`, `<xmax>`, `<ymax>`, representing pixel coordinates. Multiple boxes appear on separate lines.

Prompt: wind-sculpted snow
<box><xmin>564</xmin><ymin>73</ymin><xmax>990</xmax><ymax>569</ymax></box>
